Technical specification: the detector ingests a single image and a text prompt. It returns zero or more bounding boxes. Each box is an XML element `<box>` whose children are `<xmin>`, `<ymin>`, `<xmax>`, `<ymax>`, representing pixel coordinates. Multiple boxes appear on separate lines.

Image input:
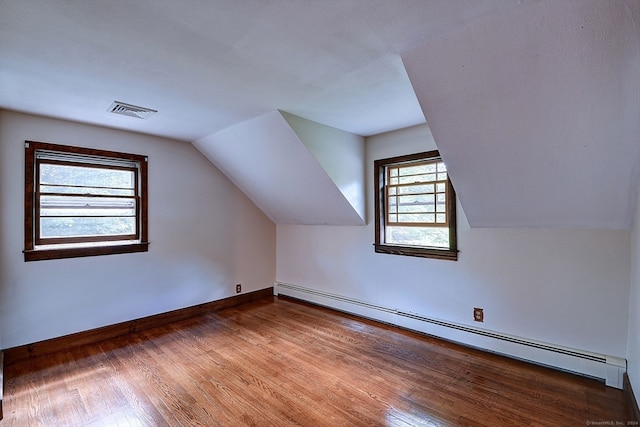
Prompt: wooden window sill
<box><xmin>24</xmin><ymin>242</ymin><xmax>149</xmax><ymax>261</ymax></box>
<box><xmin>374</xmin><ymin>243</ymin><xmax>458</xmax><ymax>261</ymax></box>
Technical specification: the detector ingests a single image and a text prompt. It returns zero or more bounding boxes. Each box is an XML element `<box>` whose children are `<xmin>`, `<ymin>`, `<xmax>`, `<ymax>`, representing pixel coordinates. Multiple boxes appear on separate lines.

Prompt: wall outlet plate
<box><xmin>236</xmin><ymin>284</ymin><xmax>242</xmax><ymax>293</ymax></box>
<box><xmin>473</xmin><ymin>307</ymin><xmax>484</xmax><ymax>322</ymax></box>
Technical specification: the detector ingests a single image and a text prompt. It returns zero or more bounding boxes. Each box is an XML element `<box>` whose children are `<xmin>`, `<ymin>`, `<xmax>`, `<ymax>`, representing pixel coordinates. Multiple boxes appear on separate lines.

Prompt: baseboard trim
<box><xmin>624</xmin><ymin>373</ymin><xmax>640</xmax><ymax>422</ymax></box>
<box><xmin>4</xmin><ymin>287</ymin><xmax>273</xmax><ymax>366</ymax></box>
<box><xmin>274</xmin><ymin>281</ymin><xmax>626</xmax><ymax>388</ymax></box>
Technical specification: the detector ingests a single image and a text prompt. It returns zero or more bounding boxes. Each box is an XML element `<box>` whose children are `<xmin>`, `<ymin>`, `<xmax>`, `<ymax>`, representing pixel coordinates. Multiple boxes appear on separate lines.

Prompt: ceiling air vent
<box><xmin>108</xmin><ymin>101</ymin><xmax>157</xmax><ymax>119</ymax></box>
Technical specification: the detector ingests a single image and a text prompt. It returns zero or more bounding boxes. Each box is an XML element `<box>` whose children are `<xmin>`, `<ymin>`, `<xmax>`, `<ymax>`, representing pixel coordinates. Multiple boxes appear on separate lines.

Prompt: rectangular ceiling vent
<box><xmin>108</xmin><ymin>101</ymin><xmax>157</xmax><ymax>119</ymax></box>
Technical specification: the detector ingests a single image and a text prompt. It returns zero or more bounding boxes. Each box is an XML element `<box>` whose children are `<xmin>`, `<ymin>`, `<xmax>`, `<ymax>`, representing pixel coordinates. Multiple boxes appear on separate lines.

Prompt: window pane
<box><xmin>397</xmin><ymin>184</ymin><xmax>434</xmax><ymax>195</ymax></box>
<box><xmin>386</xmin><ymin>226</ymin><xmax>449</xmax><ymax>248</ymax></box>
<box><xmin>425</xmin><ymin>163</ymin><xmax>437</xmax><ymax>173</ymax></box>
<box><xmin>40</xmin><ymin>164</ymin><xmax>134</xmax><ymax>190</ymax></box>
<box><xmin>40</xmin><ymin>217</ymin><xmax>136</xmax><ymax>238</ymax></box>
<box><xmin>400</xmin><ymin>164</ymin><xmax>435</xmax><ymax>176</ymax></box>
<box><xmin>41</xmin><ymin>206</ymin><xmax>136</xmax><ymax>217</ymax></box>
<box><xmin>40</xmin><ymin>195</ymin><xmax>136</xmax><ymax>217</ymax></box>
<box><xmin>398</xmin><ymin>176</ymin><xmax>415</xmax><ymax>185</ymax></box>
<box><xmin>398</xmin><ymin>194</ymin><xmax>433</xmax><ymax>206</ymax></box>
<box><xmin>399</xmin><ymin>174</ymin><xmax>442</xmax><ymax>184</ymax></box>
<box><xmin>398</xmin><ymin>213</ymin><xmax>435</xmax><ymax>223</ymax></box>
<box><xmin>40</xmin><ymin>185</ymin><xmax>134</xmax><ymax>196</ymax></box>
<box><xmin>398</xmin><ymin>204</ymin><xmax>430</xmax><ymax>213</ymax></box>
<box><xmin>41</xmin><ymin>207</ymin><xmax>136</xmax><ymax>217</ymax></box>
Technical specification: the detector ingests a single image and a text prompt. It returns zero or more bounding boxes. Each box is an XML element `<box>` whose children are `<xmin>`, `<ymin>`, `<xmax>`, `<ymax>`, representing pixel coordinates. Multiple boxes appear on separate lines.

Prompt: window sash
<box><xmin>24</xmin><ymin>140</ymin><xmax>149</xmax><ymax>261</ymax></box>
<box><xmin>32</xmin><ymin>150</ymin><xmax>142</xmax><ymax>246</ymax></box>
<box><xmin>385</xmin><ymin>181</ymin><xmax>448</xmax><ymax>227</ymax></box>
<box><xmin>384</xmin><ymin>159</ymin><xmax>449</xmax><ymax>228</ymax></box>
<box><xmin>373</xmin><ymin>150</ymin><xmax>457</xmax><ymax>261</ymax></box>
<box><xmin>35</xmin><ymin>150</ymin><xmax>139</xmax><ymax>169</ymax></box>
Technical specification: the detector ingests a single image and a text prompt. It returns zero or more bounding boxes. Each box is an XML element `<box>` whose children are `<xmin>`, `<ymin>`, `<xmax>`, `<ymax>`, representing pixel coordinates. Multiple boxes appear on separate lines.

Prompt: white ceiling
<box><xmin>404</xmin><ymin>0</ymin><xmax>640</xmax><ymax>229</ymax></box>
<box><xmin>0</xmin><ymin>0</ymin><xmax>512</xmax><ymax>140</ymax></box>
<box><xmin>1</xmin><ymin>0</ymin><xmax>639</xmax><ymax>229</ymax></box>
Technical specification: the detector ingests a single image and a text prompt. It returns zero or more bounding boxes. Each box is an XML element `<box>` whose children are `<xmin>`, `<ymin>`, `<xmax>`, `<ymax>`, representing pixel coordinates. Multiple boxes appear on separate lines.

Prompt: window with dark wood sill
<box><xmin>374</xmin><ymin>150</ymin><xmax>457</xmax><ymax>261</ymax></box>
<box><xmin>24</xmin><ymin>141</ymin><xmax>149</xmax><ymax>261</ymax></box>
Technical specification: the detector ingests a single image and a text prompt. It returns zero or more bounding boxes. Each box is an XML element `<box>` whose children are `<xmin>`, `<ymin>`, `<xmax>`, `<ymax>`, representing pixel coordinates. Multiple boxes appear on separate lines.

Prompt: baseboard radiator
<box><xmin>274</xmin><ymin>281</ymin><xmax>626</xmax><ymax>389</ymax></box>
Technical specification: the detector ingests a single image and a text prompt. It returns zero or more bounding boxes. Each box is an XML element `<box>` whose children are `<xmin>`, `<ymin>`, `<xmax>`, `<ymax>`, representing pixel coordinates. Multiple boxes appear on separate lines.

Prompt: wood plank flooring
<box><xmin>3</xmin><ymin>296</ymin><xmax>634</xmax><ymax>426</ymax></box>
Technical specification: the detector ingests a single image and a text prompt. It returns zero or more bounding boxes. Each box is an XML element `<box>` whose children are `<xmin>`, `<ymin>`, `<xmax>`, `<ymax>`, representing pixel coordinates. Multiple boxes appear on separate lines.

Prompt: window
<box><xmin>374</xmin><ymin>150</ymin><xmax>457</xmax><ymax>260</ymax></box>
<box><xmin>24</xmin><ymin>141</ymin><xmax>149</xmax><ymax>261</ymax></box>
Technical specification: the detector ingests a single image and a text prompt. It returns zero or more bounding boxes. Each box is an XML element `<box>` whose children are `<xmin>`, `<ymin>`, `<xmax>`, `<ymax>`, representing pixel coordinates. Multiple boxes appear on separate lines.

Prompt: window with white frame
<box><xmin>374</xmin><ymin>150</ymin><xmax>457</xmax><ymax>260</ymax></box>
<box><xmin>24</xmin><ymin>141</ymin><xmax>148</xmax><ymax>261</ymax></box>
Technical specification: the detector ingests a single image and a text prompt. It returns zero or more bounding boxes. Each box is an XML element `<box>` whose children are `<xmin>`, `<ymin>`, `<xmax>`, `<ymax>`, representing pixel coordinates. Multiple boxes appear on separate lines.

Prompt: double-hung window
<box><xmin>24</xmin><ymin>141</ymin><xmax>149</xmax><ymax>261</ymax></box>
<box><xmin>374</xmin><ymin>150</ymin><xmax>457</xmax><ymax>260</ymax></box>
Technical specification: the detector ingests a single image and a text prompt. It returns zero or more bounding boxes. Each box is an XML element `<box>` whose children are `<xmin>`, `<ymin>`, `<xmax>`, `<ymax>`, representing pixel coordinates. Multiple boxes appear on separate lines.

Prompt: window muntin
<box><xmin>375</xmin><ymin>151</ymin><xmax>457</xmax><ymax>260</ymax></box>
<box><xmin>24</xmin><ymin>141</ymin><xmax>149</xmax><ymax>261</ymax></box>
<box><xmin>386</xmin><ymin>160</ymin><xmax>448</xmax><ymax>226</ymax></box>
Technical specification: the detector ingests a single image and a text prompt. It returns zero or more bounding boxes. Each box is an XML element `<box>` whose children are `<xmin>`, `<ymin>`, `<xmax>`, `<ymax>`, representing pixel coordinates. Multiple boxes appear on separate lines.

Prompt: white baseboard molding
<box><xmin>274</xmin><ymin>281</ymin><xmax>626</xmax><ymax>389</ymax></box>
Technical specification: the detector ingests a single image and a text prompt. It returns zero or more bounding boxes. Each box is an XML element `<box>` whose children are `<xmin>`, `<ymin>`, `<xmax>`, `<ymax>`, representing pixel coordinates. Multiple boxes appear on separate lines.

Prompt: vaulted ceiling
<box><xmin>1</xmin><ymin>0</ymin><xmax>638</xmax><ymax>228</ymax></box>
<box><xmin>404</xmin><ymin>0</ymin><xmax>640</xmax><ymax>229</ymax></box>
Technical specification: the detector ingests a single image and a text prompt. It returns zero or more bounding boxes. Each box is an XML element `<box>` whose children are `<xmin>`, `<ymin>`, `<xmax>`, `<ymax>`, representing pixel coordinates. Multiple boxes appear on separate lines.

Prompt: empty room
<box><xmin>0</xmin><ymin>0</ymin><xmax>639</xmax><ymax>425</ymax></box>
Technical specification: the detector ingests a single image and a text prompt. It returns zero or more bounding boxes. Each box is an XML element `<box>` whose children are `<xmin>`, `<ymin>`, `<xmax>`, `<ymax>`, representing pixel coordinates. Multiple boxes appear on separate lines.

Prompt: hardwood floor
<box><xmin>3</xmin><ymin>296</ymin><xmax>634</xmax><ymax>426</ymax></box>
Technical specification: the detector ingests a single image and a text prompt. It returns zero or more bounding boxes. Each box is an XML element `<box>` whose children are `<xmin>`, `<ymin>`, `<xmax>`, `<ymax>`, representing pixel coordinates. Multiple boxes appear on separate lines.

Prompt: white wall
<box><xmin>277</xmin><ymin>123</ymin><xmax>631</xmax><ymax>359</ymax></box>
<box><xmin>629</xmin><ymin>181</ymin><xmax>640</xmax><ymax>395</ymax></box>
<box><xmin>0</xmin><ymin>111</ymin><xmax>276</xmax><ymax>349</ymax></box>
<box><xmin>281</xmin><ymin>111</ymin><xmax>366</xmax><ymax>222</ymax></box>
<box><xmin>194</xmin><ymin>111</ymin><xmax>364</xmax><ymax>226</ymax></box>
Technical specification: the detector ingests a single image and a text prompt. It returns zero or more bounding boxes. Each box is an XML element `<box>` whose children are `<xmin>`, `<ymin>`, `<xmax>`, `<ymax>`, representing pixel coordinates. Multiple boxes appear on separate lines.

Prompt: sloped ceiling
<box><xmin>1</xmin><ymin>0</ymin><xmax>639</xmax><ymax>228</ymax></box>
<box><xmin>403</xmin><ymin>0</ymin><xmax>640</xmax><ymax>229</ymax></box>
<box><xmin>0</xmin><ymin>0</ymin><xmax>512</xmax><ymax>141</ymax></box>
<box><xmin>194</xmin><ymin>111</ymin><xmax>365</xmax><ymax>225</ymax></box>
<box><xmin>280</xmin><ymin>111</ymin><xmax>366</xmax><ymax>222</ymax></box>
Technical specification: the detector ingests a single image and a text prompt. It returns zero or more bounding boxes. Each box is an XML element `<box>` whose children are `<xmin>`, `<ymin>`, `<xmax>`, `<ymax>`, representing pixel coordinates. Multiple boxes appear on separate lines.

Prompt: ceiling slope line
<box><xmin>192</xmin><ymin>110</ymin><xmax>366</xmax><ymax>226</ymax></box>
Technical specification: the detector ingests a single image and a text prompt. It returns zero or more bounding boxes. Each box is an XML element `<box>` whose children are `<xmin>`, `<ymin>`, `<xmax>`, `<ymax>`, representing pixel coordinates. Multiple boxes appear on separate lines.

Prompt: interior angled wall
<box><xmin>193</xmin><ymin>111</ymin><xmax>365</xmax><ymax>226</ymax></box>
<box><xmin>276</xmin><ymin>123</ymin><xmax>631</xmax><ymax>380</ymax></box>
<box><xmin>0</xmin><ymin>110</ymin><xmax>276</xmax><ymax>349</ymax></box>
<box><xmin>280</xmin><ymin>111</ymin><xmax>366</xmax><ymax>222</ymax></box>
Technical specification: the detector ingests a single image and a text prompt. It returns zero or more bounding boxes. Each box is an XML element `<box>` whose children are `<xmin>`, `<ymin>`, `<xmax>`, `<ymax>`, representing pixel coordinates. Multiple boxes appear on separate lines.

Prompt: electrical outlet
<box><xmin>236</xmin><ymin>284</ymin><xmax>242</xmax><ymax>293</ymax></box>
<box><xmin>473</xmin><ymin>307</ymin><xmax>484</xmax><ymax>322</ymax></box>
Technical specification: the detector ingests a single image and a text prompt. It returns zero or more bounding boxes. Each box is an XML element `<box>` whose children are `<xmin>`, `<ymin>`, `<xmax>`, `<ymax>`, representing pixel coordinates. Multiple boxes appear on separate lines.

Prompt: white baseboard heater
<box><xmin>274</xmin><ymin>281</ymin><xmax>626</xmax><ymax>389</ymax></box>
